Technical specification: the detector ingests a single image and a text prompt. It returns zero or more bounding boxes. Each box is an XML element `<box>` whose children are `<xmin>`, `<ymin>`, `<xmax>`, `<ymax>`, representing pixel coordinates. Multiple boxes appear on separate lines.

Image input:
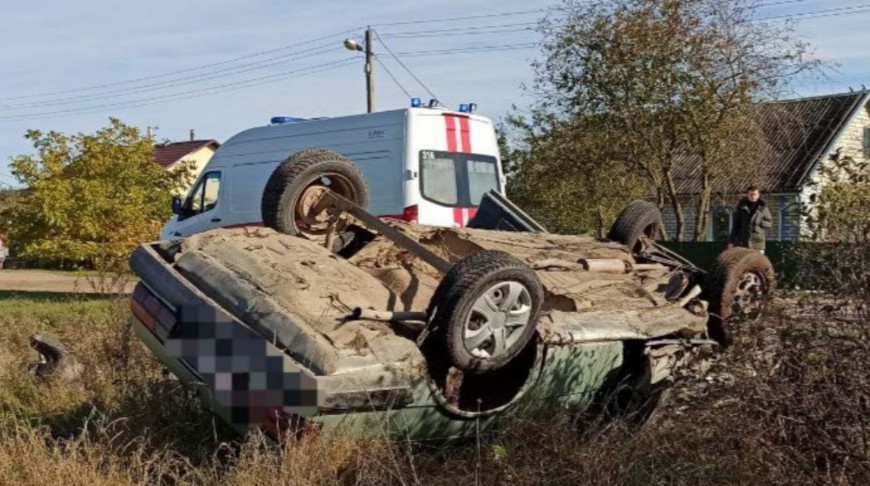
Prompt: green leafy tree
<box><xmin>1</xmin><ymin>118</ymin><xmax>192</xmax><ymax>270</ymax></box>
<box><xmin>517</xmin><ymin>0</ymin><xmax>816</xmax><ymax>240</ymax></box>
<box><xmin>506</xmin><ymin>114</ymin><xmax>646</xmax><ymax>236</ymax></box>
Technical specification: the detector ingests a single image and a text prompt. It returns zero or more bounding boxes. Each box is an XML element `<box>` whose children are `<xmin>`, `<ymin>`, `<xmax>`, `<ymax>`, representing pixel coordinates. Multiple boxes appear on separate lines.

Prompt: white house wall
<box><xmin>799</xmin><ymin>103</ymin><xmax>870</xmax><ymax>238</ymax></box>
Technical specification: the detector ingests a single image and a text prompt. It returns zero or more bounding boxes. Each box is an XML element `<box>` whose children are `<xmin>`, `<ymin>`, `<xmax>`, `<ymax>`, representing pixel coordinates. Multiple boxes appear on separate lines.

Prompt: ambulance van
<box><xmin>161</xmin><ymin>106</ymin><xmax>506</xmax><ymax>239</ymax></box>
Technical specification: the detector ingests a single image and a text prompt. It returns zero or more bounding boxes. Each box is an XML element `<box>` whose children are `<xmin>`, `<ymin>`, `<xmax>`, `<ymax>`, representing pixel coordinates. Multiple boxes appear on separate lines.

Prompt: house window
<box><xmin>863</xmin><ymin>127</ymin><xmax>870</xmax><ymax>159</ymax></box>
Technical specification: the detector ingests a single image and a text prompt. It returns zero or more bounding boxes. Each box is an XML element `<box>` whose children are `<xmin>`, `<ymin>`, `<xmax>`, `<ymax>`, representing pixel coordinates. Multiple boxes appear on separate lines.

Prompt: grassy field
<box><xmin>1</xmin><ymin>291</ymin><xmax>868</xmax><ymax>485</ymax></box>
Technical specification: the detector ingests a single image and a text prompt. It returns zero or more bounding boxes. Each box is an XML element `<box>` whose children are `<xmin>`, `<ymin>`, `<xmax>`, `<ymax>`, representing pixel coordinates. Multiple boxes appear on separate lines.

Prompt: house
<box><xmin>153</xmin><ymin>139</ymin><xmax>220</xmax><ymax>194</ymax></box>
<box><xmin>663</xmin><ymin>89</ymin><xmax>870</xmax><ymax>241</ymax></box>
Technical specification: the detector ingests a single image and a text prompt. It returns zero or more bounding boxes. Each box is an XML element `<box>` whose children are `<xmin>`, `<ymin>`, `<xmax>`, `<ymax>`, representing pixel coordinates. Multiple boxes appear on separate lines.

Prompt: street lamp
<box><xmin>343</xmin><ymin>39</ymin><xmax>363</xmax><ymax>52</ymax></box>
<box><xmin>344</xmin><ymin>28</ymin><xmax>374</xmax><ymax>113</ymax></box>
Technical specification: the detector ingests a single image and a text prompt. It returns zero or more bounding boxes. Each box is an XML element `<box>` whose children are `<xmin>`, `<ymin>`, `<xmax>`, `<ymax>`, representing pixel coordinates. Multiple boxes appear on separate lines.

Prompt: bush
<box><xmin>1</xmin><ymin>119</ymin><xmax>191</xmax><ymax>273</ymax></box>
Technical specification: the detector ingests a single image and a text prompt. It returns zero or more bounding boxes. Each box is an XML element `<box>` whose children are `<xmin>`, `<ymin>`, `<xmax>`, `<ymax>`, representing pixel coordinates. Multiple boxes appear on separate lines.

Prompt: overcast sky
<box><xmin>1</xmin><ymin>0</ymin><xmax>869</xmax><ymax>187</ymax></box>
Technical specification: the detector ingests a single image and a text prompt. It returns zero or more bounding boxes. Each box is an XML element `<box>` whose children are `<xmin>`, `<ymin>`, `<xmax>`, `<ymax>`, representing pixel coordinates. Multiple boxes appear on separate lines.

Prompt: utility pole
<box><xmin>365</xmin><ymin>27</ymin><xmax>375</xmax><ymax>113</ymax></box>
<box><xmin>344</xmin><ymin>28</ymin><xmax>375</xmax><ymax>113</ymax></box>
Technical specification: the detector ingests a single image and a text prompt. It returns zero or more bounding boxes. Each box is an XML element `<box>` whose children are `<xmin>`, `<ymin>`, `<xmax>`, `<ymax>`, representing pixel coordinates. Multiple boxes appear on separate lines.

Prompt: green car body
<box><xmin>129</xmin><ymin>223</ymin><xmax>711</xmax><ymax>441</ymax></box>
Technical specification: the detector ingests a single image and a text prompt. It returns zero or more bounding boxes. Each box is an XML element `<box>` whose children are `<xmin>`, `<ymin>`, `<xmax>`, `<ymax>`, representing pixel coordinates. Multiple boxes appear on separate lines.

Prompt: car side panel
<box><xmin>311</xmin><ymin>341</ymin><xmax>625</xmax><ymax>441</ymax></box>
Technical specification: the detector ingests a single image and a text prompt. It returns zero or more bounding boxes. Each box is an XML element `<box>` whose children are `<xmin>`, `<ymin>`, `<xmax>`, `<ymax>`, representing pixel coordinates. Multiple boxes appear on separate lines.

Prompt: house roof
<box><xmin>672</xmin><ymin>90</ymin><xmax>870</xmax><ymax>194</ymax></box>
<box><xmin>153</xmin><ymin>140</ymin><xmax>219</xmax><ymax>168</ymax></box>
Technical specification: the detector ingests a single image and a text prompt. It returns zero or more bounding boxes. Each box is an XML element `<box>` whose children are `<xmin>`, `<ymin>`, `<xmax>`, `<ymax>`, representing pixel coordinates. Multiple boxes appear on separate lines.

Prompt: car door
<box><xmin>169</xmin><ymin>171</ymin><xmax>224</xmax><ymax>238</ymax></box>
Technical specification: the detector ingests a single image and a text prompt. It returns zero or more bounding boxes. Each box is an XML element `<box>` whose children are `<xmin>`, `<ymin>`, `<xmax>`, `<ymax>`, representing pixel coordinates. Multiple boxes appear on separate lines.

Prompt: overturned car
<box><xmin>129</xmin><ymin>153</ymin><xmax>774</xmax><ymax>440</ymax></box>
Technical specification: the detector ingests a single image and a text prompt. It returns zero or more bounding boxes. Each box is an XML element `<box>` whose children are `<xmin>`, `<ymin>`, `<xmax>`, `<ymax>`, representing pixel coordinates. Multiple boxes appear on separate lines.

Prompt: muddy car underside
<box><xmin>130</xmin><ymin>206</ymin><xmax>715</xmax><ymax>440</ymax></box>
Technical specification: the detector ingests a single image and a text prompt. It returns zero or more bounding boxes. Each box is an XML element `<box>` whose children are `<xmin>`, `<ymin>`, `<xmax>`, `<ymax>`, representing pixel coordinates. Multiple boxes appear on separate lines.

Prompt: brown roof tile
<box><xmin>153</xmin><ymin>140</ymin><xmax>219</xmax><ymax>168</ymax></box>
<box><xmin>673</xmin><ymin>90</ymin><xmax>870</xmax><ymax>194</ymax></box>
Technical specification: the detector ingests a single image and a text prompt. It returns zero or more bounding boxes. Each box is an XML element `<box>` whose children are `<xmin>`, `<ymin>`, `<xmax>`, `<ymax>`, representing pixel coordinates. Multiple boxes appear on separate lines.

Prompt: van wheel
<box><xmin>261</xmin><ymin>149</ymin><xmax>368</xmax><ymax>237</ymax></box>
<box><xmin>429</xmin><ymin>251</ymin><xmax>543</xmax><ymax>374</ymax></box>
<box><xmin>707</xmin><ymin>248</ymin><xmax>775</xmax><ymax>345</ymax></box>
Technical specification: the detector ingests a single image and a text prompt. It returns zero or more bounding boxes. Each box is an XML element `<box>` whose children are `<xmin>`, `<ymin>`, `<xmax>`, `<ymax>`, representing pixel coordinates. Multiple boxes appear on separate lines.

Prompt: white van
<box><xmin>161</xmin><ymin>107</ymin><xmax>506</xmax><ymax>239</ymax></box>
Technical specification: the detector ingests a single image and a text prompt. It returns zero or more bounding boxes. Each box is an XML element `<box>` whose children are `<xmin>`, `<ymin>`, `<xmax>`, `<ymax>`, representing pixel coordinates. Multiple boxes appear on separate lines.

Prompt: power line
<box><xmin>396</xmin><ymin>43</ymin><xmax>540</xmax><ymax>57</ymax></box>
<box><xmin>759</xmin><ymin>3</ymin><xmax>870</xmax><ymax>20</ymax></box>
<box><xmin>373</xmin><ymin>30</ymin><xmax>441</xmax><ymax>103</ymax></box>
<box><xmin>0</xmin><ymin>27</ymin><xmax>362</xmax><ymax>102</ymax></box>
<box><xmin>378</xmin><ymin>21</ymin><xmax>538</xmax><ymax>37</ymax></box>
<box><xmin>372</xmin><ymin>0</ymin><xmax>808</xmax><ymax>31</ymax></box>
<box><xmin>756</xmin><ymin>0</ymin><xmax>812</xmax><ymax>7</ymax></box>
<box><xmin>374</xmin><ymin>57</ymin><xmax>413</xmax><ymax>99</ymax></box>
<box><xmin>376</xmin><ymin>1</ymin><xmax>812</xmax><ymax>38</ymax></box>
<box><xmin>0</xmin><ymin>58</ymin><xmax>356</xmax><ymax>121</ymax></box>
<box><xmin>0</xmin><ymin>30</ymin><xmax>536</xmax><ymax>120</ymax></box>
<box><xmin>0</xmin><ymin>59</ymin><xmax>355</xmax><ymax>122</ymax></box>
<box><xmin>0</xmin><ymin>44</ymin><xmax>341</xmax><ymax>111</ymax></box>
<box><xmin>381</xmin><ymin>26</ymin><xmax>536</xmax><ymax>39</ymax></box>
<box><xmin>373</xmin><ymin>8</ymin><xmax>549</xmax><ymax>27</ymax></box>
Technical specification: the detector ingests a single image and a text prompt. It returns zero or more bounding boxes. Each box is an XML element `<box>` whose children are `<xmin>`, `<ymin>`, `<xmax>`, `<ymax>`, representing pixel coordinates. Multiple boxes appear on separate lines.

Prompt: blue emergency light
<box><xmin>411</xmin><ymin>97</ymin><xmax>422</xmax><ymax>108</ymax></box>
<box><xmin>271</xmin><ymin>116</ymin><xmax>307</xmax><ymax>124</ymax></box>
<box><xmin>458</xmin><ymin>103</ymin><xmax>478</xmax><ymax>113</ymax></box>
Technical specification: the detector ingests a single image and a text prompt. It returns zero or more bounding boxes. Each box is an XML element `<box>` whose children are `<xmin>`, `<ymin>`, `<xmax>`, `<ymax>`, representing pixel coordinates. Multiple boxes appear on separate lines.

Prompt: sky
<box><xmin>1</xmin><ymin>0</ymin><xmax>870</xmax><ymax>188</ymax></box>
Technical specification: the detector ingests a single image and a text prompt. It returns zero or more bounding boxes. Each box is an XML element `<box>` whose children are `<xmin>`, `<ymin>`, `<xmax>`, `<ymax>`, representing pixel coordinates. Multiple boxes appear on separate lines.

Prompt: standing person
<box><xmin>729</xmin><ymin>185</ymin><xmax>773</xmax><ymax>253</ymax></box>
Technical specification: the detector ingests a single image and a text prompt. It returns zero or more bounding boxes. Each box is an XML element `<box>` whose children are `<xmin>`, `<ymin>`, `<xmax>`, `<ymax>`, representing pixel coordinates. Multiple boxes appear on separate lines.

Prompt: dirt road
<box><xmin>0</xmin><ymin>270</ymin><xmax>136</xmax><ymax>294</ymax></box>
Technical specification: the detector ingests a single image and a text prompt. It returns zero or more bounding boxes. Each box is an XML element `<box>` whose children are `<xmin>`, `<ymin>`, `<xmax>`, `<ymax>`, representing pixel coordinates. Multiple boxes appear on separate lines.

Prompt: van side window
<box><xmin>181</xmin><ymin>171</ymin><xmax>222</xmax><ymax>219</ymax></box>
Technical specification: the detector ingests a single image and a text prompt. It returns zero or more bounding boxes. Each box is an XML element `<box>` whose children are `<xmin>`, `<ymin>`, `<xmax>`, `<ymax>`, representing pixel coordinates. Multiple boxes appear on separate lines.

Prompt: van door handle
<box><xmin>210</xmin><ymin>218</ymin><xmax>222</xmax><ymax>223</ymax></box>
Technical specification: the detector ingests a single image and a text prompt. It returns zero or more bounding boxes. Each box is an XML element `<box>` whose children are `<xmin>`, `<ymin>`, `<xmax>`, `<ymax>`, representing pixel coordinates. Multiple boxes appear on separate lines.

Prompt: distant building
<box><xmin>154</xmin><ymin>139</ymin><xmax>220</xmax><ymax>194</ymax></box>
<box><xmin>664</xmin><ymin>89</ymin><xmax>870</xmax><ymax>241</ymax></box>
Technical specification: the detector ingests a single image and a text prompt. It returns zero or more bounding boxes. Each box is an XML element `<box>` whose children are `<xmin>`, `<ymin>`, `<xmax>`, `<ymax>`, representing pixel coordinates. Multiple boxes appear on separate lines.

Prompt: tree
<box><xmin>520</xmin><ymin>0</ymin><xmax>817</xmax><ymax>240</ymax></box>
<box><xmin>1</xmin><ymin>118</ymin><xmax>192</xmax><ymax>270</ymax></box>
<box><xmin>506</xmin><ymin>113</ymin><xmax>646</xmax><ymax>236</ymax></box>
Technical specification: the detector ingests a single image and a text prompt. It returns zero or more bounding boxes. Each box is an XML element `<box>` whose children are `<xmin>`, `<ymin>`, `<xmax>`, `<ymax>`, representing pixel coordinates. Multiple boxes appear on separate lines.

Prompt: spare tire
<box><xmin>429</xmin><ymin>251</ymin><xmax>543</xmax><ymax>374</ymax></box>
<box><xmin>261</xmin><ymin>149</ymin><xmax>368</xmax><ymax>237</ymax></box>
<box><xmin>707</xmin><ymin>247</ymin><xmax>775</xmax><ymax>345</ymax></box>
<box><xmin>607</xmin><ymin>201</ymin><xmax>661</xmax><ymax>253</ymax></box>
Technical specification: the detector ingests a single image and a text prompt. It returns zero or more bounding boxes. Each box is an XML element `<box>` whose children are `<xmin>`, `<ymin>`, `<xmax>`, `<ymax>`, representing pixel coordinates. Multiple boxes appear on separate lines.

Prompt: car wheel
<box><xmin>430</xmin><ymin>251</ymin><xmax>543</xmax><ymax>374</ymax></box>
<box><xmin>607</xmin><ymin>200</ymin><xmax>661</xmax><ymax>253</ymax></box>
<box><xmin>707</xmin><ymin>247</ymin><xmax>775</xmax><ymax>345</ymax></box>
<box><xmin>261</xmin><ymin>148</ymin><xmax>368</xmax><ymax>237</ymax></box>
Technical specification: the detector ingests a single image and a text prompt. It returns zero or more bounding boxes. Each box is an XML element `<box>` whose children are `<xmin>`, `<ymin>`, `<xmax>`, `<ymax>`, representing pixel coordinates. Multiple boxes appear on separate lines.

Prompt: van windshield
<box><xmin>420</xmin><ymin>150</ymin><xmax>499</xmax><ymax>207</ymax></box>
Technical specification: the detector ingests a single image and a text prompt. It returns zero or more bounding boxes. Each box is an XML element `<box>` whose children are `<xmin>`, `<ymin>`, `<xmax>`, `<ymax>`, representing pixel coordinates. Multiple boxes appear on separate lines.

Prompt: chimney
<box><xmin>189</xmin><ymin>129</ymin><xmax>196</xmax><ymax>141</ymax></box>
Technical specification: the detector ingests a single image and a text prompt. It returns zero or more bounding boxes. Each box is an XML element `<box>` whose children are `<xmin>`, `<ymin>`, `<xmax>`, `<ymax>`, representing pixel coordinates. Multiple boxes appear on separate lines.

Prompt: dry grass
<box><xmin>1</xmin><ymin>286</ymin><xmax>870</xmax><ymax>485</ymax></box>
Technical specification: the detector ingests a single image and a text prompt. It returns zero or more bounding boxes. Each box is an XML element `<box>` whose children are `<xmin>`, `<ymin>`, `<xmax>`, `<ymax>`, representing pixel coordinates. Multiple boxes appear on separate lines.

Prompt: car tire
<box><xmin>707</xmin><ymin>247</ymin><xmax>775</xmax><ymax>345</ymax></box>
<box><xmin>261</xmin><ymin>149</ymin><xmax>368</xmax><ymax>237</ymax></box>
<box><xmin>607</xmin><ymin>200</ymin><xmax>661</xmax><ymax>253</ymax></box>
<box><xmin>430</xmin><ymin>250</ymin><xmax>543</xmax><ymax>374</ymax></box>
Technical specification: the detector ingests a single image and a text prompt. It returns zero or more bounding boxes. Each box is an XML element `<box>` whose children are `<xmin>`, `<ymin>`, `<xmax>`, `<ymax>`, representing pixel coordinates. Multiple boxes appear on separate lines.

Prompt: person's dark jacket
<box><xmin>730</xmin><ymin>197</ymin><xmax>773</xmax><ymax>250</ymax></box>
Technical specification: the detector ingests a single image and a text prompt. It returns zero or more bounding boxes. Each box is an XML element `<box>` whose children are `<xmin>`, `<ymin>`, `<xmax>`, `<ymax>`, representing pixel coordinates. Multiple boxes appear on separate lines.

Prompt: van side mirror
<box><xmin>172</xmin><ymin>195</ymin><xmax>182</xmax><ymax>215</ymax></box>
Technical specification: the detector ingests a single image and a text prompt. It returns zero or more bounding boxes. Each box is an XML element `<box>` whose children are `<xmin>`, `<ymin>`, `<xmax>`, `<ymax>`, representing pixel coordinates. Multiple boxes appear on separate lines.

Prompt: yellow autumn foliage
<box><xmin>1</xmin><ymin>118</ymin><xmax>192</xmax><ymax>269</ymax></box>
